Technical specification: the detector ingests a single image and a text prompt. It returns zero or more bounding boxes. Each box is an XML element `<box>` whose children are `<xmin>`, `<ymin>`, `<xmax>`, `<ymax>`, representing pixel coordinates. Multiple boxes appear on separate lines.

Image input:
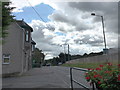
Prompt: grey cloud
<box><xmin>49</xmin><ymin>11</ymin><xmax>69</xmax><ymax>23</ymax></box>
<box><xmin>74</xmin><ymin>34</ymin><xmax>103</xmax><ymax>46</ymax></box>
<box><xmin>75</xmin><ymin>23</ymin><xmax>93</xmax><ymax>31</ymax></box>
<box><xmin>69</xmin><ymin>2</ymin><xmax>118</xmax><ymax>33</ymax></box>
<box><xmin>58</xmin><ymin>26</ymin><xmax>67</xmax><ymax>32</ymax></box>
<box><xmin>49</xmin><ymin>11</ymin><xmax>94</xmax><ymax>32</ymax></box>
<box><xmin>68</xmin><ymin>2</ymin><xmax>118</xmax><ymax>34</ymax></box>
<box><xmin>46</xmin><ymin>24</ymin><xmax>55</xmax><ymax>31</ymax></box>
<box><xmin>105</xmin><ymin>19</ymin><xmax>118</xmax><ymax>33</ymax></box>
<box><xmin>68</xmin><ymin>2</ymin><xmax>117</xmax><ymax>14</ymax></box>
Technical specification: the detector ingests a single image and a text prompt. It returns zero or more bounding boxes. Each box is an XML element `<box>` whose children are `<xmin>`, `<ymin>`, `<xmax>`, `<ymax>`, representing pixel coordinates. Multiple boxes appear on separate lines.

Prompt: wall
<box><xmin>66</xmin><ymin>49</ymin><xmax>118</xmax><ymax>64</ymax></box>
<box><xmin>2</xmin><ymin>22</ymin><xmax>24</xmax><ymax>75</ymax></box>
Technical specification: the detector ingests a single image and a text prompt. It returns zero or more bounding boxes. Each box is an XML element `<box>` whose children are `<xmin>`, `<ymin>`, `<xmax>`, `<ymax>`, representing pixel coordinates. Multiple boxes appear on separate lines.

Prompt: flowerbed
<box><xmin>85</xmin><ymin>63</ymin><xmax>120</xmax><ymax>90</ymax></box>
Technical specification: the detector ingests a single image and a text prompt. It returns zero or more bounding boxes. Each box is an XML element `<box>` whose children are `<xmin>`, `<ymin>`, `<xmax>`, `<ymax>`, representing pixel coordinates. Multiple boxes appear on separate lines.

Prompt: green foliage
<box><xmin>59</xmin><ymin>53</ymin><xmax>66</xmax><ymax>63</ymax></box>
<box><xmin>32</xmin><ymin>48</ymin><xmax>45</xmax><ymax>67</ymax></box>
<box><xmin>85</xmin><ymin>63</ymin><xmax>120</xmax><ymax>89</ymax></box>
<box><xmin>32</xmin><ymin>48</ymin><xmax>45</xmax><ymax>63</ymax></box>
<box><xmin>1</xmin><ymin>2</ymin><xmax>15</xmax><ymax>38</ymax></box>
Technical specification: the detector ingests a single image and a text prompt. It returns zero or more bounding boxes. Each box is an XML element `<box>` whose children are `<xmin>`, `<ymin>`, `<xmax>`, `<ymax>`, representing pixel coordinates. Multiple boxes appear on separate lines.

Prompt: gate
<box><xmin>70</xmin><ymin>67</ymin><xmax>95</xmax><ymax>90</ymax></box>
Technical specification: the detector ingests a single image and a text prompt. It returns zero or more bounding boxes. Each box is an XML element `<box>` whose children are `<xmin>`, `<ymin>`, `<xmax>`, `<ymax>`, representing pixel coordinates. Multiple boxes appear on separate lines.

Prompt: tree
<box><xmin>51</xmin><ymin>57</ymin><xmax>60</xmax><ymax>66</ymax></box>
<box><xmin>32</xmin><ymin>48</ymin><xmax>45</xmax><ymax>67</ymax></box>
<box><xmin>0</xmin><ymin>2</ymin><xmax>15</xmax><ymax>38</ymax></box>
<box><xmin>59</xmin><ymin>53</ymin><xmax>66</xmax><ymax>64</ymax></box>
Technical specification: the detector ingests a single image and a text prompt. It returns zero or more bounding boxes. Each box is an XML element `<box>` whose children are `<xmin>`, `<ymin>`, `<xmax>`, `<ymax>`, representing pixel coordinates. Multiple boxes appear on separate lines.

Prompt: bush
<box><xmin>85</xmin><ymin>63</ymin><xmax>120</xmax><ymax>90</ymax></box>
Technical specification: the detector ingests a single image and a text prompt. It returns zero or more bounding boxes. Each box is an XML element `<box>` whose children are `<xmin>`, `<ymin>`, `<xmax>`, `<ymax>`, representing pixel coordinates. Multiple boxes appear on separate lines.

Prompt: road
<box><xmin>2</xmin><ymin>66</ymin><xmax>92</xmax><ymax>89</ymax></box>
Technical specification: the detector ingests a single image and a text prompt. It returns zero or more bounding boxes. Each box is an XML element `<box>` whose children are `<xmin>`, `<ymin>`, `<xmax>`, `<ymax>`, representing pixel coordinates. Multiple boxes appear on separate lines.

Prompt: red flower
<box><xmin>86</xmin><ymin>77</ymin><xmax>90</xmax><ymax>80</ymax></box>
<box><xmin>94</xmin><ymin>75</ymin><xmax>99</xmax><ymax>78</ymax></box>
<box><xmin>88</xmin><ymin>68</ymin><xmax>94</xmax><ymax>70</ymax></box>
<box><xmin>98</xmin><ymin>81</ymin><xmax>101</xmax><ymax>84</ymax></box>
<box><xmin>117</xmin><ymin>75</ymin><xmax>120</xmax><ymax>81</ymax></box>
<box><xmin>96</xmin><ymin>68</ymin><xmax>101</xmax><ymax>70</ymax></box>
<box><xmin>99</xmin><ymin>65</ymin><xmax>104</xmax><ymax>67</ymax></box>
<box><xmin>107</xmin><ymin>62</ymin><xmax>112</xmax><ymax>66</ymax></box>
<box><xmin>104</xmin><ymin>71</ymin><xmax>111</xmax><ymax>74</ymax></box>
<box><xmin>88</xmin><ymin>68</ymin><xmax>92</xmax><ymax>70</ymax></box>
<box><xmin>85</xmin><ymin>72</ymin><xmax>88</xmax><ymax>75</ymax></box>
<box><xmin>118</xmin><ymin>64</ymin><xmax>120</xmax><ymax>68</ymax></box>
<box><xmin>88</xmin><ymin>68</ymin><xmax>90</xmax><ymax>70</ymax></box>
<box><xmin>99</xmin><ymin>75</ymin><xmax>102</xmax><ymax>79</ymax></box>
<box><xmin>94</xmin><ymin>72</ymin><xmax>97</xmax><ymax>74</ymax></box>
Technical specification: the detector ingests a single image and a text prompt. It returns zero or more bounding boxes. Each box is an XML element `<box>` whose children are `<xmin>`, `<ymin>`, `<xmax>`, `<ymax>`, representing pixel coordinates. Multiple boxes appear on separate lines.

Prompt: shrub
<box><xmin>85</xmin><ymin>63</ymin><xmax>120</xmax><ymax>90</ymax></box>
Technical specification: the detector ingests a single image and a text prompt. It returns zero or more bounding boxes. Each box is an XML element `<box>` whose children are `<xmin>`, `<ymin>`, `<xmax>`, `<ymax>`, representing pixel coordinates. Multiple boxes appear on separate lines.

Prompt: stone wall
<box><xmin>66</xmin><ymin>50</ymin><xmax>118</xmax><ymax>64</ymax></box>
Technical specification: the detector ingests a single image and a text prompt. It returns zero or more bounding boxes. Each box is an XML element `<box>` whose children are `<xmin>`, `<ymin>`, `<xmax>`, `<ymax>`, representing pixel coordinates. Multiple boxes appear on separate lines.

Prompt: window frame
<box><xmin>25</xmin><ymin>30</ymin><xmax>29</xmax><ymax>42</ymax></box>
<box><xmin>2</xmin><ymin>54</ymin><xmax>10</xmax><ymax>64</ymax></box>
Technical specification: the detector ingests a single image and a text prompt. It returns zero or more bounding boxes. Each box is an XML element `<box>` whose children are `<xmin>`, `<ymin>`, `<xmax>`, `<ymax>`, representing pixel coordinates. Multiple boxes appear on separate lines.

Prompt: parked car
<box><xmin>46</xmin><ymin>64</ymin><xmax>51</xmax><ymax>66</ymax></box>
<box><xmin>58</xmin><ymin>62</ymin><xmax>62</xmax><ymax>65</ymax></box>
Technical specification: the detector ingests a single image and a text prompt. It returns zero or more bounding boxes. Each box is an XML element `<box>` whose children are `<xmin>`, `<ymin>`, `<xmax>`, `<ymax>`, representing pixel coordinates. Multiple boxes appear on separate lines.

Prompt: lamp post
<box><xmin>91</xmin><ymin>13</ymin><xmax>107</xmax><ymax>54</ymax></box>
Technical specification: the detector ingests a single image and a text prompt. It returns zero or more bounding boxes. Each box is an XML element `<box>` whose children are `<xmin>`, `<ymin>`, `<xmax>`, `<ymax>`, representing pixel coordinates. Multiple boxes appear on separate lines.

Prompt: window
<box><xmin>25</xmin><ymin>31</ymin><xmax>29</xmax><ymax>42</ymax></box>
<box><xmin>3</xmin><ymin>54</ymin><xmax>10</xmax><ymax>64</ymax></box>
<box><xmin>32</xmin><ymin>45</ymin><xmax>34</xmax><ymax>51</ymax></box>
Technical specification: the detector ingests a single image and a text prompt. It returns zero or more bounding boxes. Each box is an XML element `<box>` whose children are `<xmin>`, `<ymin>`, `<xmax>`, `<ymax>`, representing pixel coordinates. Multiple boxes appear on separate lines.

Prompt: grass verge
<box><xmin>62</xmin><ymin>62</ymin><xmax>119</xmax><ymax>69</ymax></box>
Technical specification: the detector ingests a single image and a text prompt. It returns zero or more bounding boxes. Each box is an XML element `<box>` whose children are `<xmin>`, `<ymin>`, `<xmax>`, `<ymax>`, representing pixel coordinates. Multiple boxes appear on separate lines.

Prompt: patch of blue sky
<box><xmin>13</xmin><ymin>3</ymin><xmax>55</xmax><ymax>23</ymax></box>
<box><xmin>55</xmin><ymin>32</ymin><xmax>66</xmax><ymax>36</ymax></box>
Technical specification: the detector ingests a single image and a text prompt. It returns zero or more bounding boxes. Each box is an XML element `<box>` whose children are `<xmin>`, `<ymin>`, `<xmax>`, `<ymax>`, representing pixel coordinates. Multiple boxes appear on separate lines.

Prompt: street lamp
<box><xmin>91</xmin><ymin>13</ymin><xmax>107</xmax><ymax>54</ymax></box>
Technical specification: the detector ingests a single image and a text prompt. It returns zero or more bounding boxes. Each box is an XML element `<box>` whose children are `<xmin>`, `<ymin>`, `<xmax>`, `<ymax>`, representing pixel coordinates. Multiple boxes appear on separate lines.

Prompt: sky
<box><xmin>10</xmin><ymin>0</ymin><xmax>119</xmax><ymax>60</ymax></box>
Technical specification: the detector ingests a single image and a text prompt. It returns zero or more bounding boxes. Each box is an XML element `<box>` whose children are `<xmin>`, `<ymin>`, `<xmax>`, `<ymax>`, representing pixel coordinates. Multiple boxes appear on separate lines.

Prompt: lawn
<box><xmin>62</xmin><ymin>62</ymin><xmax>119</xmax><ymax>69</ymax></box>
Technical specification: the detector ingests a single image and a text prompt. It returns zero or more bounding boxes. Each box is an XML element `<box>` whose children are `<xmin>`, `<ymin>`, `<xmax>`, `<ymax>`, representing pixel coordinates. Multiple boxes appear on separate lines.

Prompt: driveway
<box><xmin>2</xmin><ymin>66</ymin><xmax>92</xmax><ymax>89</ymax></box>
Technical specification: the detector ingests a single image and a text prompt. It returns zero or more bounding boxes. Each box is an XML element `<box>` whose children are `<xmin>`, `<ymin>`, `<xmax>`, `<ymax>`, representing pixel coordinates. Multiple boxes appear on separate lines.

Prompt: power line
<box><xmin>26</xmin><ymin>0</ymin><xmax>57</xmax><ymax>29</ymax></box>
<box><xmin>26</xmin><ymin>0</ymin><xmax>46</xmax><ymax>22</ymax></box>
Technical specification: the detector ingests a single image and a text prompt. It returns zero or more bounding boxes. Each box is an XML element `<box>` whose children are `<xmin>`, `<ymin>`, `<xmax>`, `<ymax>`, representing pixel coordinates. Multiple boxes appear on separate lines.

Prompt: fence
<box><xmin>70</xmin><ymin>67</ymin><xmax>95</xmax><ymax>90</ymax></box>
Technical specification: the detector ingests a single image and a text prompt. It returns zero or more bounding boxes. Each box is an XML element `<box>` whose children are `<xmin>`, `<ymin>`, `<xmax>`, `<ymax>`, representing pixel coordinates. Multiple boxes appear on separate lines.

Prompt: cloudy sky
<box><xmin>10</xmin><ymin>0</ymin><xmax>118</xmax><ymax>60</ymax></box>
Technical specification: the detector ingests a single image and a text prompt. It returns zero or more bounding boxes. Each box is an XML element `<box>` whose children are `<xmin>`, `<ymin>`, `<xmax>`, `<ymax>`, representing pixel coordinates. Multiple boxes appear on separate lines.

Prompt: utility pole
<box><xmin>68</xmin><ymin>44</ymin><xmax>70</xmax><ymax>61</ymax></box>
<box><xmin>63</xmin><ymin>44</ymin><xmax>66</xmax><ymax>63</ymax></box>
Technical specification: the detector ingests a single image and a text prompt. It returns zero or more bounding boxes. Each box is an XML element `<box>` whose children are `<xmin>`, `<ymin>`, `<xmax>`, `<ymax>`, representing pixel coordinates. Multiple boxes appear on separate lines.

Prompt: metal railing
<box><xmin>70</xmin><ymin>67</ymin><xmax>95</xmax><ymax>90</ymax></box>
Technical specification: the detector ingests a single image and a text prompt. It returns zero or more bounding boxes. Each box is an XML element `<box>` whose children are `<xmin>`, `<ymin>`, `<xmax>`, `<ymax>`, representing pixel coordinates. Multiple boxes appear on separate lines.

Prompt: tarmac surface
<box><xmin>2</xmin><ymin>66</ymin><xmax>93</xmax><ymax>89</ymax></box>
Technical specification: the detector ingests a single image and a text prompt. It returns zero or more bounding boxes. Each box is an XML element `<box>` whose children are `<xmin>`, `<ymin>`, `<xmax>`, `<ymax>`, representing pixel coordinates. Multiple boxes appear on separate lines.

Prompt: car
<box><xmin>58</xmin><ymin>62</ymin><xmax>62</xmax><ymax>65</ymax></box>
<box><xmin>46</xmin><ymin>64</ymin><xmax>51</xmax><ymax>66</ymax></box>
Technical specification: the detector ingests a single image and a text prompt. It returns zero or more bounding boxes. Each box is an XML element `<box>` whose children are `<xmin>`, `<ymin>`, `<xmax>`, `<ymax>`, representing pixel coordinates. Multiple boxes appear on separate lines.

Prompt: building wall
<box><xmin>2</xmin><ymin>22</ymin><xmax>24</xmax><ymax>74</ymax></box>
<box><xmin>66</xmin><ymin>49</ymin><xmax>118</xmax><ymax>64</ymax></box>
<box><xmin>23</xmin><ymin>29</ymin><xmax>32</xmax><ymax>72</ymax></box>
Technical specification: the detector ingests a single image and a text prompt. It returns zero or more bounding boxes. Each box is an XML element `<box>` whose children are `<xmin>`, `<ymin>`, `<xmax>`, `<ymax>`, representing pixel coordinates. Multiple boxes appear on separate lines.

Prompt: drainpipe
<box><xmin>21</xmin><ymin>28</ymin><xmax>25</xmax><ymax>74</ymax></box>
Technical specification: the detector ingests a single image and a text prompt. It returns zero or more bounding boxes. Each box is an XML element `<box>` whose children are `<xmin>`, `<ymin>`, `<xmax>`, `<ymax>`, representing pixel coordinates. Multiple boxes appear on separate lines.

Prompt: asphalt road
<box><xmin>2</xmin><ymin>66</ymin><xmax>93</xmax><ymax>89</ymax></box>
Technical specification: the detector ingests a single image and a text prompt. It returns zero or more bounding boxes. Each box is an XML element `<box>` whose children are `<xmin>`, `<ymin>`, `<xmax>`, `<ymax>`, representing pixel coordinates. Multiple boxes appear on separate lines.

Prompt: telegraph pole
<box><xmin>68</xmin><ymin>44</ymin><xmax>70</xmax><ymax>61</ymax></box>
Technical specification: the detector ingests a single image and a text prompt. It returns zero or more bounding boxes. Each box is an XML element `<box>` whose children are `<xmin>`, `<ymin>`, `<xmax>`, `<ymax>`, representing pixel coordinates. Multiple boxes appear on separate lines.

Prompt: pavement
<box><xmin>2</xmin><ymin>66</ymin><xmax>93</xmax><ymax>89</ymax></box>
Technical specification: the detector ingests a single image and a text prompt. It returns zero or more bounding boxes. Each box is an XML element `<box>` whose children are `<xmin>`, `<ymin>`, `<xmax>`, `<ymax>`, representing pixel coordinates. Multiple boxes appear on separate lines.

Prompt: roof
<box><xmin>16</xmin><ymin>20</ymin><xmax>33</xmax><ymax>32</ymax></box>
<box><xmin>31</xmin><ymin>40</ymin><xmax>36</xmax><ymax>45</ymax></box>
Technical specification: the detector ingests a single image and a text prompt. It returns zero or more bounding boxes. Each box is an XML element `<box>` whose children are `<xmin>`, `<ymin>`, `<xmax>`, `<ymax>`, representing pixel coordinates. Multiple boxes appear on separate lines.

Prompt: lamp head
<box><xmin>91</xmin><ymin>13</ymin><xmax>95</xmax><ymax>16</ymax></box>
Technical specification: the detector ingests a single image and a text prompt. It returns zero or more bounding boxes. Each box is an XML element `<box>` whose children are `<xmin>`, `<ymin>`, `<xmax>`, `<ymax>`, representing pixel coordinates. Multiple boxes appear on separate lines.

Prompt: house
<box><xmin>2</xmin><ymin>20</ymin><xmax>36</xmax><ymax>77</ymax></box>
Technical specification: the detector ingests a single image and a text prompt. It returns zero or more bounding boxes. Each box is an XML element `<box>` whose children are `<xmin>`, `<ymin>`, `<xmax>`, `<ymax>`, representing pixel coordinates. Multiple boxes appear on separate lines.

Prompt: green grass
<box><xmin>62</xmin><ymin>62</ymin><xmax>119</xmax><ymax>69</ymax></box>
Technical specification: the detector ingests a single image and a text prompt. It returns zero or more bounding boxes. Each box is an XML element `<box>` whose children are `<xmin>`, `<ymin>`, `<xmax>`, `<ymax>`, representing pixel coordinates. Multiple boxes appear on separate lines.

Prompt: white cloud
<box><xmin>25</xmin><ymin>2</ymin><xmax>118</xmax><ymax>59</ymax></box>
